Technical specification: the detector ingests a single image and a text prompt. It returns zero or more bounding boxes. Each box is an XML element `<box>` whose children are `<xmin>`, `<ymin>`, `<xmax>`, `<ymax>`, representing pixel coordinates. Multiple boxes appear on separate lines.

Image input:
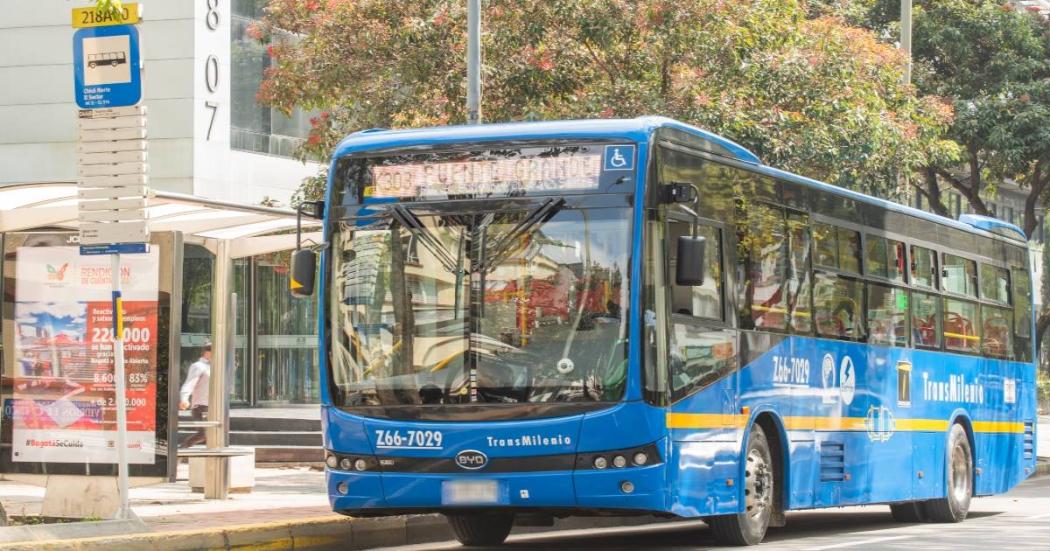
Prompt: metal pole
<box><xmin>467</xmin><ymin>0</ymin><xmax>482</xmax><ymax>124</ymax></box>
<box><xmin>901</xmin><ymin>0</ymin><xmax>913</xmax><ymax>85</ymax></box>
<box><xmin>111</xmin><ymin>252</ymin><xmax>130</xmax><ymax>519</ymax></box>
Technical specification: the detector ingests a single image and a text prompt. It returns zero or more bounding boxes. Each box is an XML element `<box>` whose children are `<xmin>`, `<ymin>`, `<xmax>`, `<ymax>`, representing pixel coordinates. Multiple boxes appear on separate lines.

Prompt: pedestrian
<box><xmin>178</xmin><ymin>343</ymin><xmax>211</xmax><ymax>448</ymax></box>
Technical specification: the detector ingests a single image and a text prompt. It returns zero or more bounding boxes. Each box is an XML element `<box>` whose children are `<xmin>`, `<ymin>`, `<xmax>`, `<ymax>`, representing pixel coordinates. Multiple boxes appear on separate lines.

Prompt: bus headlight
<box><xmin>340</xmin><ymin>458</ymin><xmax>353</xmax><ymax>470</ymax></box>
<box><xmin>326</xmin><ymin>454</ymin><xmax>339</xmax><ymax>469</ymax></box>
<box><xmin>581</xmin><ymin>444</ymin><xmax>661</xmax><ymax>471</ymax></box>
<box><xmin>354</xmin><ymin>458</ymin><xmax>368</xmax><ymax>471</ymax></box>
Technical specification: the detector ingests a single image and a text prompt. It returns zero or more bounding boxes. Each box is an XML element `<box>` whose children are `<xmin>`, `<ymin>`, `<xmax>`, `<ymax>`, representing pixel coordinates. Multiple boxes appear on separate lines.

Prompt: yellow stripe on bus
<box><xmin>668</xmin><ymin>413</ymin><xmax>1021</xmax><ymax>434</ymax></box>
<box><xmin>972</xmin><ymin>421</ymin><xmax>1026</xmax><ymax>434</ymax></box>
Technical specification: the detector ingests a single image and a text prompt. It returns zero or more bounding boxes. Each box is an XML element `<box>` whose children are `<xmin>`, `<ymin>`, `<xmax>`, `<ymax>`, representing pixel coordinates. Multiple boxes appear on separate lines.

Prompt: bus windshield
<box><xmin>328</xmin><ymin>202</ymin><xmax>631</xmax><ymax>415</ymax></box>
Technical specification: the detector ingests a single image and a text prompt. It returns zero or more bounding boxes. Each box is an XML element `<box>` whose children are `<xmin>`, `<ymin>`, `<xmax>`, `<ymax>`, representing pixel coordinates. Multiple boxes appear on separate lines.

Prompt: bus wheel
<box><xmin>889</xmin><ymin>501</ymin><xmax>926</xmax><ymax>523</ymax></box>
<box><xmin>708</xmin><ymin>424</ymin><xmax>774</xmax><ymax>546</ymax></box>
<box><xmin>447</xmin><ymin>513</ymin><xmax>514</xmax><ymax>546</ymax></box>
<box><xmin>924</xmin><ymin>423</ymin><xmax>973</xmax><ymax>523</ymax></box>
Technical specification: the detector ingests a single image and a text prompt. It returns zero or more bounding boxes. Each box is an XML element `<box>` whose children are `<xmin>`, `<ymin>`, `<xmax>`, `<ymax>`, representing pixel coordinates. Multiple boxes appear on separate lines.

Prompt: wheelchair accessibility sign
<box><xmin>604</xmin><ymin>145</ymin><xmax>635</xmax><ymax>171</ymax></box>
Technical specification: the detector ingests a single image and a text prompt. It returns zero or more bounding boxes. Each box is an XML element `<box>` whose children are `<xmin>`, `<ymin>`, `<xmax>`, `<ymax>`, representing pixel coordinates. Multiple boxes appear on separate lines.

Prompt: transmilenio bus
<box><xmin>289</xmin><ymin>117</ymin><xmax>1036</xmax><ymax>546</ymax></box>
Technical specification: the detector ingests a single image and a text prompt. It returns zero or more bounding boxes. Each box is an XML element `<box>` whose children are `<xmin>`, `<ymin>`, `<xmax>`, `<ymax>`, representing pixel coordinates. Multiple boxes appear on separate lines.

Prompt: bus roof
<box><xmin>330</xmin><ymin>116</ymin><xmax>1027</xmax><ymax>244</ymax></box>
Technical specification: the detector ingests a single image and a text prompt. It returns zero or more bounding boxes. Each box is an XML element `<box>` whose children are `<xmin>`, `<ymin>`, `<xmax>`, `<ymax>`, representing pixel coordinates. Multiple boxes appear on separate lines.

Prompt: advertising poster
<box><xmin>10</xmin><ymin>246</ymin><xmax>159</xmax><ymax>464</ymax></box>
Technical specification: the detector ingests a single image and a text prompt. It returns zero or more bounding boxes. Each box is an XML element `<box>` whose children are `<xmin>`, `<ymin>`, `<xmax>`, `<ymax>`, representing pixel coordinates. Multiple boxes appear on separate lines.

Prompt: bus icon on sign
<box><xmin>604</xmin><ymin>145</ymin><xmax>635</xmax><ymax>171</ymax></box>
<box><xmin>87</xmin><ymin>51</ymin><xmax>126</xmax><ymax>68</ymax></box>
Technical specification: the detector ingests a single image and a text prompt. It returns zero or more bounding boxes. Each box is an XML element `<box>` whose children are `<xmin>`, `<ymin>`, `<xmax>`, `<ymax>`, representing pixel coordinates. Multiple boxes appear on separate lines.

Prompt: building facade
<box><xmin>0</xmin><ymin>1</ymin><xmax>322</xmax><ymax>405</ymax></box>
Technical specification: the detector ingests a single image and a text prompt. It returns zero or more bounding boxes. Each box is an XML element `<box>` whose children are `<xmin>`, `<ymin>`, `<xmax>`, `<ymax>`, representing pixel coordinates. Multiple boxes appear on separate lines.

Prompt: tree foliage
<box><xmin>255</xmin><ymin>0</ymin><xmax>951</xmax><ymax>202</ymax></box>
<box><xmin>893</xmin><ymin>1</ymin><xmax>1050</xmax><ymax>239</ymax></box>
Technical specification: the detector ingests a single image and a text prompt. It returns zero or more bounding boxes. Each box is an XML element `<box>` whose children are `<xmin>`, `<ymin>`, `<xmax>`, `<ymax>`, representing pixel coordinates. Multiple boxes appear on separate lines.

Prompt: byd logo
<box><xmin>455</xmin><ymin>449</ymin><xmax>488</xmax><ymax>470</ymax></box>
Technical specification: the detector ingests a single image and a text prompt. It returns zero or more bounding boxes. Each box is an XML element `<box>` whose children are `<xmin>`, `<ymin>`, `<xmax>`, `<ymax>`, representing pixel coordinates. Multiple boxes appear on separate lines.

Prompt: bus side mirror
<box><xmin>676</xmin><ymin>235</ymin><xmax>706</xmax><ymax>287</ymax></box>
<box><xmin>290</xmin><ymin>248</ymin><xmax>317</xmax><ymax>297</ymax></box>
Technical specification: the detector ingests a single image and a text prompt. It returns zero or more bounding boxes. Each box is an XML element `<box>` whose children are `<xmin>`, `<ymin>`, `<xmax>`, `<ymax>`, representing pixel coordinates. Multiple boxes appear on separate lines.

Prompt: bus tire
<box><xmin>707</xmin><ymin>424</ymin><xmax>774</xmax><ymax>546</ymax></box>
<box><xmin>447</xmin><ymin>512</ymin><xmax>514</xmax><ymax>546</ymax></box>
<box><xmin>889</xmin><ymin>501</ymin><xmax>926</xmax><ymax>523</ymax></box>
<box><xmin>923</xmin><ymin>423</ymin><xmax>972</xmax><ymax>523</ymax></box>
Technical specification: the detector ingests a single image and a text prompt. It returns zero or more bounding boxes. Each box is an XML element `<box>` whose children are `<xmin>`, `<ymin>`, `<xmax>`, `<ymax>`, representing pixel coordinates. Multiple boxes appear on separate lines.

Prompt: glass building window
<box><xmin>232</xmin><ymin>1</ymin><xmax>315</xmax><ymax>157</ymax></box>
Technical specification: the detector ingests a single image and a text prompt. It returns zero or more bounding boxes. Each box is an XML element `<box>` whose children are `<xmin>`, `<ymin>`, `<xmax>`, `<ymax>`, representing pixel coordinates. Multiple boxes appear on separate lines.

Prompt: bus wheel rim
<box><xmin>745</xmin><ymin>448</ymin><xmax>772</xmax><ymax>522</ymax></box>
<box><xmin>951</xmin><ymin>440</ymin><xmax>970</xmax><ymax>503</ymax></box>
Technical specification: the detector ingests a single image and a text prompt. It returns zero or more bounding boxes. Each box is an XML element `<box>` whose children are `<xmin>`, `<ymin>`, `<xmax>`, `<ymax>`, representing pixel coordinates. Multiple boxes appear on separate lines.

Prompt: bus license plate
<box><xmin>442</xmin><ymin>480</ymin><xmax>499</xmax><ymax>505</ymax></box>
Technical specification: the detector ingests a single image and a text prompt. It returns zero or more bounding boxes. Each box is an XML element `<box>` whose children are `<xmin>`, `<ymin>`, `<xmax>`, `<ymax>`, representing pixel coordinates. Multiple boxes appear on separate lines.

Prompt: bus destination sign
<box><xmin>369</xmin><ymin>153</ymin><xmax>604</xmax><ymax>199</ymax></box>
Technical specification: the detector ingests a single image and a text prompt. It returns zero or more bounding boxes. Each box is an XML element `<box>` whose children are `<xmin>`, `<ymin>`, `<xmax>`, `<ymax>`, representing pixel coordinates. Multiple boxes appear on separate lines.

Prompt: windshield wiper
<box><xmin>477</xmin><ymin>198</ymin><xmax>566</xmax><ymax>273</ymax></box>
<box><xmin>389</xmin><ymin>205</ymin><xmax>462</xmax><ymax>274</ymax></box>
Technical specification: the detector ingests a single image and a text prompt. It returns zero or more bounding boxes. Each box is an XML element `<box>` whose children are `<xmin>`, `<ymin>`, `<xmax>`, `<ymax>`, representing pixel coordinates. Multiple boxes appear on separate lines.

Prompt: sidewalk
<box><xmin>0</xmin><ymin>464</ymin><xmax>334</xmax><ymax>532</ymax></box>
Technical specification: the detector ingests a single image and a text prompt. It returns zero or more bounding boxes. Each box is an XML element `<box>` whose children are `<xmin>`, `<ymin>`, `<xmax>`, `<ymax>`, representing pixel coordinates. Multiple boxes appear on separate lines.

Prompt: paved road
<box><xmin>390</xmin><ymin>475</ymin><xmax>1050</xmax><ymax>550</ymax></box>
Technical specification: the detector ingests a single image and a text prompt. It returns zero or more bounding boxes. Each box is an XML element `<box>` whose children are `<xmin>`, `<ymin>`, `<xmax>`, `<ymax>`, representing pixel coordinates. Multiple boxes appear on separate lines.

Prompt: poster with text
<box><xmin>11</xmin><ymin>247</ymin><xmax>159</xmax><ymax>464</ymax></box>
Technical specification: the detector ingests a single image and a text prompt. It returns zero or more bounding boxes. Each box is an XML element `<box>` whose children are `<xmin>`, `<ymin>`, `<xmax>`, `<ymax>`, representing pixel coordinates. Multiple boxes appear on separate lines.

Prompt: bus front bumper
<box><xmin>327</xmin><ymin>464</ymin><xmax>668</xmax><ymax>514</ymax></box>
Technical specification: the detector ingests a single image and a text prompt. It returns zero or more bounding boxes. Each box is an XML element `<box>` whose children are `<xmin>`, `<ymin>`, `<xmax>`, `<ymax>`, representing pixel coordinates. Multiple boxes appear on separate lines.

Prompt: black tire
<box><xmin>447</xmin><ymin>513</ymin><xmax>514</xmax><ymax>546</ymax></box>
<box><xmin>889</xmin><ymin>501</ymin><xmax>926</xmax><ymax>523</ymax></box>
<box><xmin>924</xmin><ymin>423</ymin><xmax>973</xmax><ymax>523</ymax></box>
<box><xmin>707</xmin><ymin>425</ymin><xmax>775</xmax><ymax>546</ymax></box>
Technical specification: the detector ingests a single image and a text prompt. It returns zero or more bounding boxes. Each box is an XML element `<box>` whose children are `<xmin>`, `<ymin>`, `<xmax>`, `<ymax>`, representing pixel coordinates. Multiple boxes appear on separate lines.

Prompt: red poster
<box><xmin>12</xmin><ymin>247</ymin><xmax>159</xmax><ymax>464</ymax></box>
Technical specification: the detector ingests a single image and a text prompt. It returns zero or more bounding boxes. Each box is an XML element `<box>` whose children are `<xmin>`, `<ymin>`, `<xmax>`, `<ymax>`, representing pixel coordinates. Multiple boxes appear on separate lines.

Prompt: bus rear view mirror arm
<box><xmin>291</xmin><ymin>200</ymin><xmax>325</xmax><ymax>297</ymax></box>
<box><xmin>662</xmin><ymin>181</ymin><xmax>706</xmax><ymax>287</ymax></box>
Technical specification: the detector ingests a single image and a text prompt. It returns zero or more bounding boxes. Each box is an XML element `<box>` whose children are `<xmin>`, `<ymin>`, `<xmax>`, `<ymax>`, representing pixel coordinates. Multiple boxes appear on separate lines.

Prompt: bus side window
<box><xmin>911</xmin><ymin>291</ymin><xmax>941</xmax><ymax>348</ymax></box>
<box><xmin>738</xmin><ymin>204</ymin><xmax>789</xmax><ymax>330</ymax></box>
<box><xmin>943</xmin><ymin>298</ymin><xmax>979</xmax><ymax>353</ymax></box>
<box><xmin>910</xmin><ymin>245</ymin><xmax>937</xmax><ymax>289</ymax></box>
<box><xmin>668</xmin><ymin>221</ymin><xmax>722</xmax><ymax>320</ymax></box>
<box><xmin>867</xmin><ymin>283</ymin><xmax>908</xmax><ymax>347</ymax></box>
<box><xmin>1012</xmin><ymin>267</ymin><xmax>1032</xmax><ymax>362</ymax></box>
<box><xmin>814</xmin><ymin>273</ymin><xmax>864</xmax><ymax>340</ymax></box>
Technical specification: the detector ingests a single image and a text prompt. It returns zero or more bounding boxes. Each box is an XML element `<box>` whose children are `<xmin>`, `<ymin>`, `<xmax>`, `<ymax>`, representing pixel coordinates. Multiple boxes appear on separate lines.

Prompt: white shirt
<box><xmin>180</xmin><ymin>358</ymin><xmax>211</xmax><ymax>407</ymax></box>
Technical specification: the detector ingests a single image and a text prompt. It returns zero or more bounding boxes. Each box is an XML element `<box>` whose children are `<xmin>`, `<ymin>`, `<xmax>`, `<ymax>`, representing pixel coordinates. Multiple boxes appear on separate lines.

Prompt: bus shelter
<box><xmin>0</xmin><ymin>182</ymin><xmax>322</xmax><ymax>503</ymax></box>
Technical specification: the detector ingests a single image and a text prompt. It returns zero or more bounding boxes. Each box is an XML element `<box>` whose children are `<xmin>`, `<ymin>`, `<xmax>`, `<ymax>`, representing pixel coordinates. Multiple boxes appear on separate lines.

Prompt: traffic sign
<box><xmin>72</xmin><ymin>3</ymin><xmax>141</xmax><ymax>28</ymax></box>
<box><xmin>73</xmin><ymin>25</ymin><xmax>141</xmax><ymax>109</ymax></box>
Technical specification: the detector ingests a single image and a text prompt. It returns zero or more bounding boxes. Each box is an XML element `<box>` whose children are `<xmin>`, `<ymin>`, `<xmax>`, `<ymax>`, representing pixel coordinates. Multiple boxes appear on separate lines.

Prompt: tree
<box><xmin>873</xmin><ymin>1</ymin><xmax>1050</xmax><ymax>240</ymax></box>
<box><xmin>254</xmin><ymin>0</ymin><xmax>951</xmax><ymax>203</ymax></box>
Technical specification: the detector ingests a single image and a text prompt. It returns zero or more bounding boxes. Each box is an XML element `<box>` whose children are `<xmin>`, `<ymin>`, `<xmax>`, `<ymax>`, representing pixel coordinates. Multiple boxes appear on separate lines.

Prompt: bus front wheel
<box><xmin>447</xmin><ymin>512</ymin><xmax>514</xmax><ymax>546</ymax></box>
<box><xmin>924</xmin><ymin>423</ymin><xmax>973</xmax><ymax>523</ymax></box>
<box><xmin>707</xmin><ymin>424</ymin><xmax>774</xmax><ymax>546</ymax></box>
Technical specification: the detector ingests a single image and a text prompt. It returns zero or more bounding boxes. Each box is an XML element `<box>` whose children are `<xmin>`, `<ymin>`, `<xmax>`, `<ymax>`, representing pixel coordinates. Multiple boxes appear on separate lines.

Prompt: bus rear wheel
<box><xmin>447</xmin><ymin>512</ymin><xmax>514</xmax><ymax>546</ymax></box>
<box><xmin>707</xmin><ymin>424</ymin><xmax>774</xmax><ymax>546</ymax></box>
<box><xmin>889</xmin><ymin>501</ymin><xmax>926</xmax><ymax>523</ymax></box>
<box><xmin>924</xmin><ymin>423</ymin><xmax>973</xmax><ymax>523</ymax></box>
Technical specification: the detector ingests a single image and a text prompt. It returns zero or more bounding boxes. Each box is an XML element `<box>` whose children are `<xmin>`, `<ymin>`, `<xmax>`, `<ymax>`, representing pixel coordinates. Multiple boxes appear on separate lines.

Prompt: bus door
<box><xmin>663</xmin><ymin>208</ymin><xmax>738</xmax><ymax>418</ymax></box>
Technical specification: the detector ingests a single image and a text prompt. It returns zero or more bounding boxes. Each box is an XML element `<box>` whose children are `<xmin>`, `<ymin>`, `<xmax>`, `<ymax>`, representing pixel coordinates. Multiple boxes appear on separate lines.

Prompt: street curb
<box><xmin>0</xmin><ymin>513</ymin><xmax>672</xmax><ymax>550</ymax></box>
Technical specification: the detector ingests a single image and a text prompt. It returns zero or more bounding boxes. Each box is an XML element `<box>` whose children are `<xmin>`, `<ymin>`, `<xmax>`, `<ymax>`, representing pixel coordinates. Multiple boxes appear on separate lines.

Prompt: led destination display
<box><xmin>369</xmin><ymin>152</ymin><xmax>603</xmax><ymax>199</ymax></box>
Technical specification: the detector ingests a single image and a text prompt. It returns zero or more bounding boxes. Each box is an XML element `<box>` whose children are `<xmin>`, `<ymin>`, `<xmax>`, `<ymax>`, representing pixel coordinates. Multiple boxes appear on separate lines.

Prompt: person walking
<box><xmin>178</xmin><ymin>343</ymin><xmax>211</xmax><ymax>448</ymax></box>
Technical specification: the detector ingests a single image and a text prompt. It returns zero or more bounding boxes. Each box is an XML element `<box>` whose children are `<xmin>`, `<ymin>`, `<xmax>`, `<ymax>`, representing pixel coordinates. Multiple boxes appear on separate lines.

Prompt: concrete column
<box><xmin>205</xmin><ymin>238</ymin><xmax>231</xmax><ymax>499</ymax></box>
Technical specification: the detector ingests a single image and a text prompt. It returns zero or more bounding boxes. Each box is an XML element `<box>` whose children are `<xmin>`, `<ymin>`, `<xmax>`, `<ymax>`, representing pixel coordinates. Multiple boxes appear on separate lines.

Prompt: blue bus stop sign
<box><xmin>72</xmin><ymin>24</ymin><xmax>141</xmax><ymax>109</ymax></box>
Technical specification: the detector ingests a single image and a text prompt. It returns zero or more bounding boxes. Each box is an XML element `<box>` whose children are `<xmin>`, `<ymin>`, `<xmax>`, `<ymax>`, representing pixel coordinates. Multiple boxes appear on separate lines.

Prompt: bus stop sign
<box><xmin>73</xmin><ymin>24</ymin><xmax>141</xmax><ymax>109</ymax></box>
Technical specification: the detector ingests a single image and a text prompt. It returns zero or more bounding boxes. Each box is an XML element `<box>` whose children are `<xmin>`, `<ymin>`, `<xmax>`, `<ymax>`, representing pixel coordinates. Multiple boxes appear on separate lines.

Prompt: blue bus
<box><xmin>290</xmin><ymin>117</ymin><xmax>1037</xmax><ymax>546</ymax></box>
